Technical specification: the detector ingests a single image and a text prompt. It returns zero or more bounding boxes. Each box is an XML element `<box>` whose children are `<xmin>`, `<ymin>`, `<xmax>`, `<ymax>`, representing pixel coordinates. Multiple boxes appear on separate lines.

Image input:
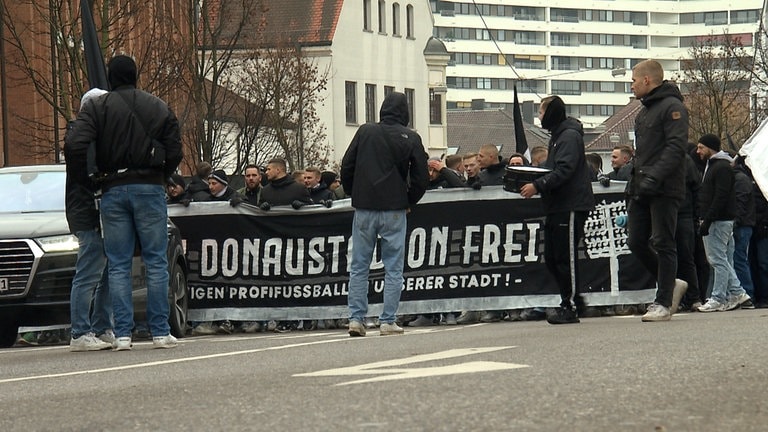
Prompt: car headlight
<box><xmin>36</xmin><ymin>234</ymin><xmax>79</xmax><ymax>252</ymax></box>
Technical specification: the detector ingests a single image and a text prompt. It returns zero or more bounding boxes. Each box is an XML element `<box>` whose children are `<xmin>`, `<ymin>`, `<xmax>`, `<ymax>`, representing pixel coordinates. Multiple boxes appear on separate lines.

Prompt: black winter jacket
<box><xmin>678</xmin><ymin>154</ymin><xmax>701</xmax><ymax>219</ymax></box>
<box><xmin>67</xmin><ymin>86</ymin><xmax>182</xmax><ymax>191</ymax></box>
<box><xmin>697</xmin><ymin>154</ymin><xmax>735</xmax><ymax>223</ymax></box>
<box><xmin>340</xmin><ymin>92</ymin><xmax>428</xmax><ymax>210</ymax></box>
<box><xmin>477</xmin><ymin>161</ymin><xmax>507</xmax><ymax>186</ymax></box>
<box><xmin>532</xmin><ymin>117</ymin><xmax>595</xmax><ymax>214</ymax></box>
<box><xmin>237</xmin><ymin>185</ymin><xmax>262</xmax><ymax>205</ymax></box>
<box><xmin>308</xmin><ymin>183</ymin><xmax>335</xmax><ymax>203</ymax></box>
<box><xmin>627</xmin><ymin>82</ymin><xmax>688</xmax><ymax>201</ymax></box>
<box><xmin>428</xmin><ymin>168</ymin><xmax>467</xmax><ymax>189</ymax></box>
<box><xmin>733</xmin><ymin>166</ymin><xmax>756</xmax><ymax>227</ymax></box>
<box><xmin>63</xmin><ymin>127</ymin><xmax>99</xmax><ymax>233</ymax></box>
<box><xmin>259</xmin><ymin>176</ymin><xmax>312</xmax><ymax>207</ymax></box>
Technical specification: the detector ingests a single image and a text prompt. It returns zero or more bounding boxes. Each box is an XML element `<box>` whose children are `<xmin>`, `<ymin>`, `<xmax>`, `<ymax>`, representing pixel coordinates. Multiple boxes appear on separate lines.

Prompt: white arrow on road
<box><xmin>294</xmin><ymin>346</ymin><xmax>528</xmax><ymax>386</ymax></box>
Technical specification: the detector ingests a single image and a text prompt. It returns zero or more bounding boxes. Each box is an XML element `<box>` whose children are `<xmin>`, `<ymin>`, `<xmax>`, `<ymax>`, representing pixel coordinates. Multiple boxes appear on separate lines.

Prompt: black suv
<box><xmin>0</xmin><ymin>165</ymin><xmax>188</xmax><ymax>347</ymax></box>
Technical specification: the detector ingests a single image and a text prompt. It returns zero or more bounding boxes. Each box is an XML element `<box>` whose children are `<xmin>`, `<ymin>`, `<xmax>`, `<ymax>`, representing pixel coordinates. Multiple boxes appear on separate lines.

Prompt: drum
<box><xmin>503</xmin><ymin>166</ymin><xmax>551</xmax><ymax>193</ymax></box>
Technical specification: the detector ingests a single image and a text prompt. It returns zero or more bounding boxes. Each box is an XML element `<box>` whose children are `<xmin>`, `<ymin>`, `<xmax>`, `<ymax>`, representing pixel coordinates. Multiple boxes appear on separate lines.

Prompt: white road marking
<box><xmin>295</xmin><ymin>347</ymin><xmax>529</xmax><ymax>386</ymax></box>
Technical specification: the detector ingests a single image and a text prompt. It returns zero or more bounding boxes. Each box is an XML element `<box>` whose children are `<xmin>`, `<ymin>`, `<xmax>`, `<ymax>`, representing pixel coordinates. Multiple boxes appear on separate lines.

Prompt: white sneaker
<box><xmin>98</xmin><ymin>329</ymin><xmax>116</xmax><ymax>345</ymax></box>
<box><xmin>70</xmin><ymin>333</ymin><xmax>112</xmax><ymax>352</ymax></box>
<box><xmin>727</xmin><ymin>293</ymin><xmax>751</xmax><ymax>310</ymax></box>
<box><xmin>670</xmin><ymin>279</ymin><xmax>688</xmax><ymax>314</ymax></box>
<box><xmin>641</xmin><ymin>303</ymin><xmax>671</xmax><ymax>322</ymax></box>
<box><xmin>152</xmin><ymin>334</ymin><xmax>178</xmax><ymax>349</ymax></box>
<box><xmin>113</xmin><ymin>336</ymin><xmax>133</xmax><ymax>351</ymax></box>
<box><xmin>379</xmin><ymin>322</ymin><xmax>405</xmax><ymax>335</ymax></box>
<box><xmin>698</xmin><ymin>298</ymin><xmax>726</xmax><ymax>312</ymax></box>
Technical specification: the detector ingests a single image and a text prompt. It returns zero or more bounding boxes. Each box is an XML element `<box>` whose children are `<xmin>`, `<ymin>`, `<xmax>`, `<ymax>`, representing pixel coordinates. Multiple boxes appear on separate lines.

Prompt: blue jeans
<box><xmin>702</xmin><ymin>220</ymin><xmax>745</xmax><ymax>303</ymax></box>
<box><xmin>348</xmin><ymin>209</ymin><xmax>407</xmax><ymax>324</ymax></box>
<box><xmin>733</xmin><ymin>226</ymin><xmax>754</xmax><ymax>297</ymax></box>
<box><xmin>101</xmin><ymin>184</ymin><xmax>170</xmax><ymax>338</ymax></box>
<box><xmin>70</xmin><ymin>229</ymin><xmax>112</xmax><ymax>338</ymax></box>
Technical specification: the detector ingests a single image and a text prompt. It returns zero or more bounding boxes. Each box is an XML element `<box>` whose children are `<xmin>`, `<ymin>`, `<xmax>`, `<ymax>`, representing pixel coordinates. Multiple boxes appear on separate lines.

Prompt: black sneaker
<box><xmin>547</xmin><ymin>307</ymin><xmax>580</xmax><ymax>325</ymax></box>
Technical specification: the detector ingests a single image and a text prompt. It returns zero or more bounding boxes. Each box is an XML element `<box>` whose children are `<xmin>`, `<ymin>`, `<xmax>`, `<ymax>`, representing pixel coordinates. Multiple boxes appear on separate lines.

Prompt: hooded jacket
<box><xmin>532</xmin><ymin>117</ymin><xmax>595</xmax><ymax>214</ymax></box>
<box><xmin>340</xmin><ymin>92</ymin><xmax>429</xmax><ymax>210</ymax></box>
<box><xmin>259</xmin><ymin>175</ymin><xmax>312</xmax><ymax>207</ymax></box>
<box><xmin>698</xmin><ymin>151</ymin><xmax>736</xmax><ymax>223</ymax></box>
<box><xmin>627</xmin><ymin>81</ymin><xmax>688</xmax><ymax>201</ymax></box>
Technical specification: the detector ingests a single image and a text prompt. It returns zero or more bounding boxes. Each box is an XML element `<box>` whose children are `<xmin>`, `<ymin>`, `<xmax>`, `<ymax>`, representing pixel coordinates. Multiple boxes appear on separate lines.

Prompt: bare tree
<box><xmin>680</xmin><ymin>32</ymin><xmax>753</xmax><ymax>150</ymax></box>
<box><xmin>731</xmin><ymin>18</ymin><xmax>768</xmax><ymax>128</ymax></box>
<box><xmin>1</xmin><ymin>0</ymin><xmax>190</xmax><ymax>162</ymax></box>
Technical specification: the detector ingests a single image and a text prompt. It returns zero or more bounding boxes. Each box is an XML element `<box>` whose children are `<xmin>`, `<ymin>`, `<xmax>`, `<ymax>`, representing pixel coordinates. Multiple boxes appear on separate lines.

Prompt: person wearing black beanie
<box><xmin>107</xmin><ymin>55</ymin><xmax>138</xmax><ymax>90</ymax></box>
<box><xmin>519</xmin><ymin>95</ymin><xmax>595</xmax><ymax>324</ymax></box>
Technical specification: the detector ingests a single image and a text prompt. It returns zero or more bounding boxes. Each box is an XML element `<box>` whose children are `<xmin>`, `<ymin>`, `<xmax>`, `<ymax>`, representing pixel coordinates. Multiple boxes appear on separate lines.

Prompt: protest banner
<box><xmin>169</xmin><ymin>184</ymin><xmax>655</xmax><ymax>321</ymax></box>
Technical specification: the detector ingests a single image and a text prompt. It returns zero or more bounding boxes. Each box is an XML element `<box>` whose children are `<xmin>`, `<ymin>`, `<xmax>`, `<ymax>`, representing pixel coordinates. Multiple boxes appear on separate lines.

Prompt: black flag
<box><xmin>513</xmin><ymin>84</ymin><xmax>530</xmax><ymax>161</ymax></box>
<box><xmin>81</xmin><ymin>0</ymin><xmax>108</xmax><ymax>90</ymax></box>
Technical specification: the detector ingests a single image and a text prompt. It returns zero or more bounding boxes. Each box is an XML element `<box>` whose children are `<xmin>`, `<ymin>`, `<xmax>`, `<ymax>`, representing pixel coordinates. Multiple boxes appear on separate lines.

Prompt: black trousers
<box><xmin>627</xmin><ymin>196</ymin><xmax>681</xmax><ymax>307</ymax></box>
<box><xmin>676</xmin><ymin>215</ymin><xmax>701</xmax><ymax>305</ymax></box>
<box><xmin>544</xmin><ymin>211</ymin><xmax>587</xmax><ymax>309</ymax></box>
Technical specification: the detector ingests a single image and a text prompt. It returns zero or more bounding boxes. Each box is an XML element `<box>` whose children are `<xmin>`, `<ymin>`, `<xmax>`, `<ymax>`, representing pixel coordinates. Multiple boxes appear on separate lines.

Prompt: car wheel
<box><xmin>0</xmin><ymin>320</ymin><xmax>19</xmax><ymax>348</ymax></box>
<box><xmin>168</xmin><ymin>261</ymin><xmax>188</xmax><ymax>338</ymax></box>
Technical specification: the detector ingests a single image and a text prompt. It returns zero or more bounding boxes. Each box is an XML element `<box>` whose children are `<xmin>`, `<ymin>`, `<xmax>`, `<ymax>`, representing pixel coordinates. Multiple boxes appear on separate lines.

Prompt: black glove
<box><xmin>471</xmin><ymin>182</ymin><xmax>482</xmax><ymax>190</ymax></box>
<box><xmin>699</xmin><ymin>219</ymin><xmax>711</xmax><ymax>237</ymax></box>
<box><xmin>259</xmin><ymin>202</ymin><xmax>271</xmax><ymax>211</ymax></box>
<box><xmin>320</xmin><ymin>199</ymin><xmax>333</xmax><ymax>208</ymax></box>
<box><xmin>229</xmin><ymin>196</ymin><xmax>244</xmax><ymax>207</ymax></box>
<box><xmin>180</xmin><ymin>198</ymin><xmax>191</xmax><ymax>207</ymax></box>
<box><xmin>291</xmin><ymin>200</ymin><xmax>306</xmax><ymax>210</ymax></box>
<box><xmin>636</xmin><ymin>176</ymin><xmax>658</xmax><ymax>196</ymax></box>
<box><xmin>597</xmin><ymin>174</ymin><xmax>611</xmax><ymax>188</ymax></box>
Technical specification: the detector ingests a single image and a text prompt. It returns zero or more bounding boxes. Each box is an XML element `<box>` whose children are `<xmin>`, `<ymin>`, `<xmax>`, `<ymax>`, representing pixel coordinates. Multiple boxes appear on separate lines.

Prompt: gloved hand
<box><xmin>471</xmin><ymin>182</ymin><xmax>482</xmax><ymax>190</ymax></box>
<box><xmin>180</xmin><ymin>198</ymin><xmax>191</xmax><ymax>207</ymax></box>
<box><xmin>699</xmin><ymin>219</ymin><xmax>711</xmax><ymax>237</ymax></box>
<box><xmin>597</xmin><ymin>174</ymin><xmax>611</xmax><ymax>188</ymax></box>
<box><xmin>320</xmin><ymin>199</ymin><xmax>333</xmax><ymax>208</ymax></box>
<box><xmin>636</xmin><ymin>176</ymin><xmax>658</xmax><ymax>196</ymax></box>
<box><xmin>259</xmin><ymin>202</ymin><xmax>271</xmax><ymax>211</ymax></box>
<box><xmin>291</xmin><ymin>200</ymin><xmax>306</xmax><ymax>210</ymax></box>
<box><xmin>229</xmin><ymin>196</ymin><xmax>244</xmax><ymax>207</ymax></box>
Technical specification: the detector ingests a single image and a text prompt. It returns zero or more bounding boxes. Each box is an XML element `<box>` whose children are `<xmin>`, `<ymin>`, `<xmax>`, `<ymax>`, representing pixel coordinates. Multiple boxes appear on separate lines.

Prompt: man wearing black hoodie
<box><xmin>520</xmin><ymin>95</ymin><xmax>595</xmax><ymax>324</ymax></box>
<box><xmin>626</xmin><ymin>59</ymin><xmax>689</xmax><ymax>322</ymax></box>
<box><xmin>341</xmin><ymin>92</ymin><xmax>429</xmax><ymax>337</ymax></box>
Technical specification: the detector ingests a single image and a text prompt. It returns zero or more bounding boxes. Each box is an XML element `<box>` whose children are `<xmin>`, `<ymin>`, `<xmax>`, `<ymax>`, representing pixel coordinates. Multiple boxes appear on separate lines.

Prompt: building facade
<box><xmin>430</xmin><ymin>0</ymin><xmax>763</xmax><ymax>127</ymax></box>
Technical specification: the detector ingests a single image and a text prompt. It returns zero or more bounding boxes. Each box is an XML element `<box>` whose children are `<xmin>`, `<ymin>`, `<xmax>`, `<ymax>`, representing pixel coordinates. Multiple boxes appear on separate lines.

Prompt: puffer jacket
<box><xmin>627</xmin><ymin>81</ymin><xmax>688</xmax><ymax>201</ymax></box>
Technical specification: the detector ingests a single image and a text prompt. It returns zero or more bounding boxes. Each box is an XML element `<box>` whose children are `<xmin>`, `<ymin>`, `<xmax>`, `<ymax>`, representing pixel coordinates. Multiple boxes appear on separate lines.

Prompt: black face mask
<box><xmin>541</xmin><ymin>97</ymin><xmax>566</xmax><ymax>131</ymax></box>
<box><xmin>107</xmin><ymin>55</ymin><xmax>137</xmax><ymax>89</ymax></box>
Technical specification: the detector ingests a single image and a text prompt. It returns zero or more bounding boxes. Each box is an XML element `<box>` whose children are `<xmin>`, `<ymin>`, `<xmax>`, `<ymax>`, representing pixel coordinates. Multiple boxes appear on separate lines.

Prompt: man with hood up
<box><xmin>626</xmin><ymin>59</ymin><xmax>689</xmax><ymax>322</ymax></box>
<box><xmin>695</xmin><ymin>134</ymin><xmax>750</xmax><ymax>312</ymax></box>
<box><xmin>341</xmin><ymin>91</ymin><xmax>429</xmax><ymax>337</ymax></box>
<box><xmin>520</xmin><ymin>95</ymin><xmax>595</xmax><ymax>324</ymax></box>
<box><xmin>67</xmin><ymin>55</ymin><xmax>183</xmax><ymax>350</ymax></box>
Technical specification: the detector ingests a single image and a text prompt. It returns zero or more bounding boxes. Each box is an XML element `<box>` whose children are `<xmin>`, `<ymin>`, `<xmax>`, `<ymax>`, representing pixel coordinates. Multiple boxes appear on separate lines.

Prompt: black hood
<box><xmin>108</xmin><ymin>55</ymin><xmax>138</xmax><ymax>90</ymax></box>
<box><xmin>379</xmin><ymin>92</ymin><xmax>410</xmax><ymax>126</ymax></box>
<box><xmin>551</xmin><ymin>117</ymin><xmax>584</xmax><ymax>139</ymax></box>
<box><xmin>541</xmin><ymin>96</ymin><xmax>567</xmax><ymax>131</ymax></box>
<box><xmin>641</xmin><ymin>81</ymin><xmax>684</xmax><ymax>107</ymax></box>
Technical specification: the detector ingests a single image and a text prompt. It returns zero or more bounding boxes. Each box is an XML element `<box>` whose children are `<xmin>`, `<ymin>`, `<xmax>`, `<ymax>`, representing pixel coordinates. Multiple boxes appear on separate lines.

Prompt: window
<box><xmin>515</xmin><ymin>31</ymin><xmax>541</xmax><ymax>45</ymax></box>
<box><xmin>476</xmin><ymin>78</ymin><xmax>491</xmax><ymax>89</ymax></box>
<box><xmin>552</xmin><ymin>56</ymin><xmax>577</xmax><ymax>71</ymax></box>
<box><xmin>365</xmin><ymin>83</ymin><xmax>377</xmax><ymax>123</ymax></box>
<box><xmin>392</xmin><ymin>3</ymin><xmax>400</xmax><ymax>35</ymax></box>
<box><xmin>475</xmin><ymin>54</ymin><xmax>492</xmax><ymax>65</ymax></box>
<box><xmin>475</xmin><ymin>29</ymin><xmax>490</xmax><ymax>40</ymax></box>
<box><xmin>551</xmin><ymin>33</ymin><xmax>573</xmax><ymax>46</ymax></box>
<box><xmin>378</xmin><ymin>0</ymin><xmax>386</xmax><ymax>33</ymax></box>
<box><xmin>429</xmin><ymin>89</ymin><xmax>442</xmax><ymax>125</ymax></box>
<box><xmin>599</xmin><ymin>81</ymin><xmax>615</xmax><ymax>92</ymax></box>
<box><xmin>345</xmin><ymin>81</ymin><xmax>357</xmax><ymax>123</ymax></box>
<box><xmin>384</xmin><ymin>85</ymin><xmax>395</xmax><ymax>97</ymax></box>
<box><xmin>405</xmin><ymin>88</ymin><xmax>415</xmax><ymax>127</ymax></box>
<box><xmin>406</xmin><ymin>5</ymin><xmax>414</xmax><ymax>38</ymax></box>
<box><xmin>551</xmin><ymin>80</ymin><xmax>581</xmax><ymax>95</ymax></box>
<box><xmin>731</xmin><ymin>9</ymin><xmax>759</xmax><ymax>24</ymax></box>
<box><xmin>363</xmin><ymin>0</ymin><xmax>372</xmax><ymax>31</ymax></box>
<box><xmin>551</xmin><ymin>8</ymin><xmax>579</xmax><ymax>23</ymax></box>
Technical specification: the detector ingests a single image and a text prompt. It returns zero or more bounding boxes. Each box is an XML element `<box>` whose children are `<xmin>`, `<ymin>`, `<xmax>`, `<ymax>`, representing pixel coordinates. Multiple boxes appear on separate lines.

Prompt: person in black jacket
<box><xmin>303</xmin><ymin>167</ymin><xmax>335</xmax><ymax>203</ymax></box>
<box><xmin>625</xmin><ymin>59</ymin><xmax>689</xmax><ymax>322</ymax></box>
<box><xmin>427</xmin><ymin>157</ymin><xmax>466</xmax><ymax>189</ymax></box>
<box><xmin>258</xmin><ymin>158</ymin><xmax>312</xmax><ymax>208</ymax></box>
<box><xmin>66</xmin><ymin>55</ymin><xmax>183</xmax><ymax>350</ymax></box>
<box><xmin>63</xmin><ymin>88</ymin><xmax>114</xmax><ymax>352</ymax></box>
<box><xmin>733</xmin><ymin>155</ymin><xmax>756</xmax><ymax>304</ymax></box>
<box><xmin>695</xmin><ymin>134</ymin><xmax>750</xmax><ymax>312</ymax></box>
<box><xmin>476</xmin><ymin>144</ymin><xmax>507</xmax><ymax>186</ymax></box>
<box><xmin>520</xmin><ymin>95</ymin><xmax>595</xmax><ymax>324</ymax></box>
<box><xmin>198</xmin><ymin>169</ymin><xmax>242</xmax><ymax>202</ymax></box>
<box><xmin>166</xmin><ymin>173</ymin><xmax>192</xmax><ymax>206</ymax></box>
<box><xmin>341</xmin><ymin>91</ymin><xmax>429</xmax><ymax>337</ymax></box>
<box><xmin>675</xmin><ymin>153</ymin><xmax>703</xmax><ymax>312</ymax></box>
<box><xmin>188</xmin><ymin>161</ymin><xmax>212</xmax><ymax>201</ymax></box>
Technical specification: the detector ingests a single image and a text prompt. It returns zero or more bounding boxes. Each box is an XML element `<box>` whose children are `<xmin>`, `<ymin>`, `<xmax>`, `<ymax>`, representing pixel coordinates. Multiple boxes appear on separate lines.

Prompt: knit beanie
<box><xmin>698</xmin><ymin>134</ymin><xmax>721</xmax><ymax>152</ymax></box>
<box><xmin>541</xmin><ymin>96</ymin><xmax>566</xmax><ymax>131</ymax></box>
<box><xmin>107</xmin><ymin>55</ymin><xmax>137</xmax><ymax>89</ymax></box>
<box><xmin>169</xmin><ymin>173</ymin><xmax>186</xmax><ymax>189</ymax></box>
<box><xmin>209</xmin><ymin>169</ymin><xmax>229</xmax><ymax>185</ymax></box>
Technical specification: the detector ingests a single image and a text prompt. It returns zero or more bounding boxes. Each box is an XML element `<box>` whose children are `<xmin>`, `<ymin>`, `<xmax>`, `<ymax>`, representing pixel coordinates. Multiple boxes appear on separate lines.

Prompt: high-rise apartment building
<box><xmin>431</xmin><ymin>0</ymin><xmax>763</xmax><ymax>127</ymax></box>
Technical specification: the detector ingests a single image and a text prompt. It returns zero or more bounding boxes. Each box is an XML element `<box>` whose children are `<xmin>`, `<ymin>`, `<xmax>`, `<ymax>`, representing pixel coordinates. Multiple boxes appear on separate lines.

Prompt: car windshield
<box><xmin>0</xmin><ymin>170</ymin><xmax>66</xmax><ymax>213</ymax></box>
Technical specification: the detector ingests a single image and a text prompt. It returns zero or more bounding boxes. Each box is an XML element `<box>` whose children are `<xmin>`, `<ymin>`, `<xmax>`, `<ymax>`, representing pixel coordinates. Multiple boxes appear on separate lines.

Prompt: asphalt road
<box><xmin>1</xmin><ymin>309</ymin><xmax>766</xmax><ymax>432</ymax></box>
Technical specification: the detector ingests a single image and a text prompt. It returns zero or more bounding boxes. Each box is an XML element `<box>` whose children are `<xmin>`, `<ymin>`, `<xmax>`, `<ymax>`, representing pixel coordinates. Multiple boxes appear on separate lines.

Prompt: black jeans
<box><xmin>544</xmin><ymin>211</ymin><xmax>587</xmax><ymax>309</ymax></box>
<box><xmin>627</xmin><ymin>196</ymin><xmax>681</xmax><ymax>307</ymax></box>
<box><xmin>676</xmin><ymin>215</ymin><xmax>700</xmax><ymax>305</ymax></box>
